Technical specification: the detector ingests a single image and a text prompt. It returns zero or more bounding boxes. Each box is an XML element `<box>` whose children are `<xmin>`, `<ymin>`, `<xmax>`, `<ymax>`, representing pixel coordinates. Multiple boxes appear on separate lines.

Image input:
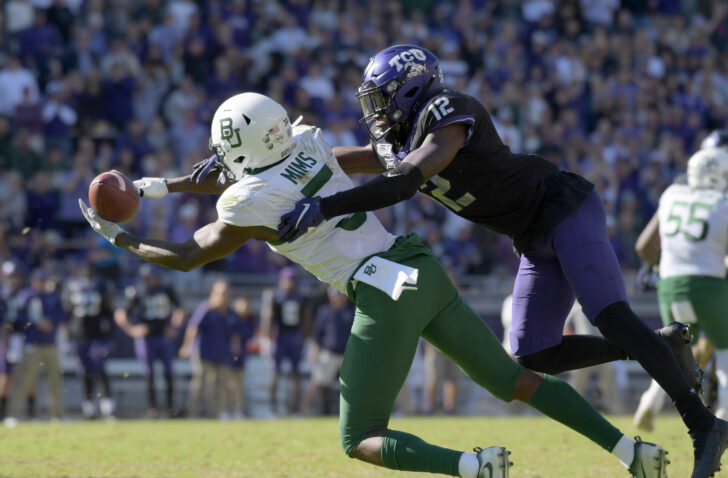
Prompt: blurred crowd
<box><xmin>1</xmin><ymin>0</ymin><xmax>728</xmax><ymax>418</ymax></box>
<box><xmin>0</xmin><ymin>0</ymin><xmax>726</xmax><ymax>282</ymax></box>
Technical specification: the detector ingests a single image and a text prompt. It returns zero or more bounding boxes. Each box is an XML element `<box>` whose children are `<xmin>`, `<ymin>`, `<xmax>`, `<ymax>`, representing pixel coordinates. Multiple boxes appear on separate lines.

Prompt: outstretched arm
<box><xmin>135</xmin><ymin>155</ymin><xmax>231</xmax><ymax>197</ymax></box>
<box><xmin>114</xmin><ymin>220</ymin><xmax>263</xmax><ymax>271</ymax></box>
<box><xmin>278</xmin><ymin>124</ymin><xmax>466</xmax><ymax>241</ymax></box>
<box><xmin>324</xmin><ymin>124</ymin><xmax>466</xmax><ymax>217</ymax></box>
<box><xmin>136</xmin><ymin>171</ymin><xmax>231</xmax><ymax>197</ymax></box>
<box><xmin>80</xmin><ymin>198</ymin><xmax>271</xmax><ymax>271</ymax></box>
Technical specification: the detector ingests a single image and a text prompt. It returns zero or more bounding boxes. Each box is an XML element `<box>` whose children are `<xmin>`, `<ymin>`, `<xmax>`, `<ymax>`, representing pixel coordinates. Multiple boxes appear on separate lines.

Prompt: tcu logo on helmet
<box><xmin>388</xmin><ymin>48</ymin><xmax>428</xmax><ymax>72</ymax></box>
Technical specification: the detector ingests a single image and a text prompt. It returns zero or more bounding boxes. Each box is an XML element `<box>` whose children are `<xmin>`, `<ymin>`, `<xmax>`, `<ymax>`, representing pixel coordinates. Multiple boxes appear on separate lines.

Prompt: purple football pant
<box><xmin>77</xmin><ymin>340</ymin><xmax>111</xmax><ymax>375</ymax></box>
<box><xmin>510</xmin><ymin>190</ymin><xmax>627</xmax><ymax>358</ymax></box>
<box><xmin>135</xmin><ymin>336</ymin><xmax>174</xmax><ymax>376</ymax></box>
<box><xmin>274</xmin><ymin>331</ymin><xmax>303</xmax><ymax>376</ymax></box>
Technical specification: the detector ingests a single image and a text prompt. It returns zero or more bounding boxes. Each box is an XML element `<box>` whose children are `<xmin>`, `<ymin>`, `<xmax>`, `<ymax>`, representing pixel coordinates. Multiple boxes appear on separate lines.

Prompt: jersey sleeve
<box><xmin>216</xmin><ymin>179</ymin><xmax>274</xmax><ymax>229</ymax></box>
<box><xmin>417</xmin><ymin>93</ymin><xmax>476</xmax><ymax>145</ymax></box>
<box><xmin>187</xmin><ymin>302</ymin><xmax>209</xmax><ymax>329</ymax></box>
<box><xmin>295</xmin><ymin>125</ymin><xmax>336</xmax><ymax>164</ymax></box>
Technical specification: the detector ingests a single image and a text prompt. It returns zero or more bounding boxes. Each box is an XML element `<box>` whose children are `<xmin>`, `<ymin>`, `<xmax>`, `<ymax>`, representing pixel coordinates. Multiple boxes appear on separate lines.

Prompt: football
<box><xmin>88</xmin><ymin>170</ymin><xmax>140</xmax><ymax>223</ymax></box>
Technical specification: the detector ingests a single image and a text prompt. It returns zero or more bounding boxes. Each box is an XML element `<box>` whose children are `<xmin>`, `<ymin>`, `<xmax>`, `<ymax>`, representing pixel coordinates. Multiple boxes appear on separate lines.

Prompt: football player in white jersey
<box><xmin>635</xmin><ymin>145</ymin><xmax>728</xmax><ymax>431</ymax></box>
<box><xmin>80</xmin><ymin>92</ymin><xmax>669</xmax><ymax>478</ymax></box>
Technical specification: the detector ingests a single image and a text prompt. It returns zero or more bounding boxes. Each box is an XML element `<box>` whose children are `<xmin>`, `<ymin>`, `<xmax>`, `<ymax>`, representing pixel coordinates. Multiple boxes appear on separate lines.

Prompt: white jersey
<box><xmin>658</xmin><ymin>183</ymin><xmax>728</xmax><ymax>279</ymax></box>
<box><xmin>217</xmin><ymin>125</ymin><xmax>396</xmax><ymax>292</ymax></box>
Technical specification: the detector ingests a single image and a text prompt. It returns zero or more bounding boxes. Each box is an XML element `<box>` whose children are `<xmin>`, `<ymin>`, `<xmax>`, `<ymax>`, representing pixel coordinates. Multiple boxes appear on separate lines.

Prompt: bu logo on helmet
<box><xmin>387</xmin><ymin>48</ymin><xmax>428</xmax><ymax>72</ymax></box>
<box><xmin>220</xmin><ymin>118</ymin><xmax>242</xmax><ymax>148</ymax></box>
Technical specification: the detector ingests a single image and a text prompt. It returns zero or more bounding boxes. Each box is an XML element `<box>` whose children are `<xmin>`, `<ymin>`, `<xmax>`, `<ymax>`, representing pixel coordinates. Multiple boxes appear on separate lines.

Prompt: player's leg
<box><xmin>42</xmin><ymin>345</ymin><xmax>63</xmax><ymax>419</ymax></box>
<box><xmin>186</xmin><ymin>352</ymin><xmax>203</xmax><ymax>417</ymax></box>
<box><xmin>510</xmin><ymin>254</ymin><xmax>626</xmax><ymax>373</ymax></box>
<box><xmin>157</xmin><ymin>337</ymin><xmax>175</xmax><ymax>413</ymax></box>
<box><xmin>554</xmin><ymin>190</ymin><xmax>724</xmax><ymax>475</ymax></box>
<box><xmin>422</xmin><ymin>296</ymin><xmax>631</xmax><ymax>459</ymax></box>
<box><xmin>138</xmin><ymin>338</ymin><xmax>157</xmax><ymax>411</ymax></box>
<box><xmin>634</xmin><ymin>275</ymin><xmax>692</xmax><ymax>431</ymax></box>
<box><xmin>270</xmin><ymin>339</ymin><xmax>284</xmax><ymax>414</ymax></box>
<box><xmin>6</xmin><ymin>347</ymin><xmax>41</xmax><ymax>420</ymax></box>
<box><xmin>288</xmin><ymin>335</ymin><xmax>303</xmax><ymax>414</ymax></box>
<box><xmin>341</xmin><ymin>258</ymin><xmax>481</xmax><ymax>476</ymax></box>
<box><xmin>94</xmin><ymin>341</ymin><xmax>114</xmax><ymax>418</ymax></box>
<box><xmin>682</xmin><ymin>277</ymin><xmax>728</xmax><ymax>419</ymax></box>
<box><xmin>77</xmin><ymin>341</ymin><xmax>96</xmax><ymax>419</ymax></box>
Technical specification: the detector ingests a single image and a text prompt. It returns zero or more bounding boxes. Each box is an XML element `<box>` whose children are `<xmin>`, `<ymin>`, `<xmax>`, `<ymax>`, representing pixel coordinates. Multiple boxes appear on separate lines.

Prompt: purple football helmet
<box><xmin>701</xmin><ymin>129</ymin><xmax>728</xmax><ymax>150</ymax></box>
<box><xmin>356</xmin><ymin>45</ymin><xmax>445</xmax><ymax>144</ymax></box>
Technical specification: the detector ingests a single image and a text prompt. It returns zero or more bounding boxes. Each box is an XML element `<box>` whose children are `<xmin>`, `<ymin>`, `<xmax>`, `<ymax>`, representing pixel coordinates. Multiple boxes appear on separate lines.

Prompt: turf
<box><xmin>0</xmin><ymin>415</ymin><xmax>695</xmax><ymax>477</ymax></box>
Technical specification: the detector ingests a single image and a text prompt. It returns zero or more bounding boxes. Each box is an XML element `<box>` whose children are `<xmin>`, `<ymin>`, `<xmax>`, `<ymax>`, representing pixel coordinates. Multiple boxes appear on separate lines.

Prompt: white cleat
<box><xmin>81</xmin><ymin>400</ymin><xmax>96</xmax><ymax>419</ymax></box>
<box><xmin>629</xmin><ymin>437</ymin><xmax>669</xmax><ymax>478</ymax></box>
<box><xmin>474</xmin><ymin>446</ymin><xmax>512</xmax><ymax>478</ymax></box>
<box><xmin>634</xmin><ymin>407</ymin><xmax>656</xmax><ymax>432</ymax></box>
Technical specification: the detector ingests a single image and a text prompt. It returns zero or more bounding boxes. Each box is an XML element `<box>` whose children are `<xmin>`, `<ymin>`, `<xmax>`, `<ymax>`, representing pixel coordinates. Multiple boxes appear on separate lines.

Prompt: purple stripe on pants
<box><xmin>510</xmin><ymin>190</ymin><xmax>627</xmax><ymax>357</ymax></box>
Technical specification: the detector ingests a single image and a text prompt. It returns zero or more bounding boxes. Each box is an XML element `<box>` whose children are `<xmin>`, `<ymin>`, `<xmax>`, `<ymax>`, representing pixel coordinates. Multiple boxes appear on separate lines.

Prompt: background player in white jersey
<box><xmin>635</xmin><ymin>146</ymin><xmax>728</xmax><ymax>431</ymax></box>
<box><xmin>80</xmin><ymin>92</ymin><xmax>669</xmax><ymax>477</ymax></box>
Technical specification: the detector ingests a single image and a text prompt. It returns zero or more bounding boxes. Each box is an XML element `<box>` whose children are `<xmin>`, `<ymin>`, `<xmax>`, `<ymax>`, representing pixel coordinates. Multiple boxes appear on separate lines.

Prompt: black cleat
<box><xmin>691</xmin><ymin>418</ymin><xmax>728</xmax><ymax>478</ymax></box>
<box><xmin>657</xmin><ymin>322</ymin><xmax>703</xmax><ymax>392</ymax></box>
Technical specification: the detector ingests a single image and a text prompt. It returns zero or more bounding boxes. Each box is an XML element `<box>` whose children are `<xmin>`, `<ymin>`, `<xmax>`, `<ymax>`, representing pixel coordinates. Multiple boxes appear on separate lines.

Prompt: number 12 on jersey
<box><xmin>428</xmin><ymin>97</ymin><xmax>454</xmax><ymax>121</ymax></box>
<box><xmin>424</xmin><ymin>175</ymin><xmax>475</xmax><ymax>212</ymax></box>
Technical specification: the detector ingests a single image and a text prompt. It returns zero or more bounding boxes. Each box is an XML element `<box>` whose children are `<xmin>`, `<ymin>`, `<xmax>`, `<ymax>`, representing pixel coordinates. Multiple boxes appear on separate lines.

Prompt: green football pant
<box><xmin>658</xmin><ymin>275</ymin><xmax>728</xmax><ymax>348</ymax></box>
<box><xmin>339</xmin><ymin>251</ymin><xmax>622</xmax><ymax>461</ymax></box>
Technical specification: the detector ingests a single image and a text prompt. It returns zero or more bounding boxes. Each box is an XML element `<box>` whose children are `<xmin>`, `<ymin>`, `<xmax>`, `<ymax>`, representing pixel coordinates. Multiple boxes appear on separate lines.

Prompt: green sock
<box><xmin>381</xmin><ymin>429</ymin><xmax>462</xmax><ymax>476</ymax></box>
<box><xmin>529</xmin><ymin>374</ymin><xmax>623</xmax><ymax>452</ymax></box>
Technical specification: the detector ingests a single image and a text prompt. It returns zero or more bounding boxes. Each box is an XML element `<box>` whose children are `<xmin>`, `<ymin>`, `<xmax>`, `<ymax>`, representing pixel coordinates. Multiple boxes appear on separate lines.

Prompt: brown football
<box><xmin>88</xmin><ymin>171</ymin><xmax>140</xmax><ymax>223</ymax></box>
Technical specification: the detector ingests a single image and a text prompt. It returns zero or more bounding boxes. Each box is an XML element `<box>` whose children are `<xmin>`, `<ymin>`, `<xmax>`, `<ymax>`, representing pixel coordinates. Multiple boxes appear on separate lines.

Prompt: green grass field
<box><xmin>0</xmin><ymin>415</ymin><xmax>697</xmax><ymax>477</ymax></box>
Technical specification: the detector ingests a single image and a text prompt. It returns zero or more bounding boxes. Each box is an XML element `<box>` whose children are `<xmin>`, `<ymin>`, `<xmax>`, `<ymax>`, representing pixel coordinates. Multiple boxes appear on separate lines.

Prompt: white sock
<box><xmin>612</xmin><ymin>435</ymin><xmax>635</xmax><ymax>469</ymax></box>
<box><xmin>458</xmin><ymin>452</ymin><xmax>479</xmax><ymax>478</ymax></box>
<box><xmin>715</xmin><ymin>349</ymin><xmax>728</xmax><ymax>419</ymax></box>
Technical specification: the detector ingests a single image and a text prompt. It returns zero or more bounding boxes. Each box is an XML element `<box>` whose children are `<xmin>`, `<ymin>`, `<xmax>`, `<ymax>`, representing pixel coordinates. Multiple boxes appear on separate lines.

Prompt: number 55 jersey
<box><xmin>658</xmin><ymin>183</ymin><xmax>728</xmax><ymax>279</ymax></box>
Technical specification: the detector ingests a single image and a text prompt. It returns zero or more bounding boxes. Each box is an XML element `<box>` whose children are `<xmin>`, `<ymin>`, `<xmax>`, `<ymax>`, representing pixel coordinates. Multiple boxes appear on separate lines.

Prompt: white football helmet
<box><xmin>209</xmin><ymin>92</ymin><xmax>295</xmax><ymax>182</ymax></box>
<box><xmin>700</xmin><ymin>129</ymin><xmax>728</xmax><ymax>150</ymax></box>
<box><xmin>687</xmin><ymin>147</ymin><xmax>728</xmax><ymax>192</ymax></box>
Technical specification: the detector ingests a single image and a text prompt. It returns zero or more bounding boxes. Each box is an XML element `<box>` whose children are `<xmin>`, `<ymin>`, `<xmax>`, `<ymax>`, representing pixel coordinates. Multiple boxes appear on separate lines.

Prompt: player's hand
<box><xmin>78</xmin><ymin>199</ymin><xmax>125</xmax><ymax>245</ymax></box>
<box><xmin>134</xmin><ymin>177</ymin><xmax>168</xmax><ymax>198</ymax></box>
<box><xmin>277</xmin><ymin>197</ymin><xmax>325</xmax><ymax>242</ymax></box>
<box><xmin>190</xmin><ymin>154</ymin><xmax>219</xmax><ymax>184</ymax></box>
<box><xmin>130</xmin><ymin>324</ymin><xmax>149</xmax><ymax>339</ymax></box>
<box><xmin>258</xmin><ymin>336</ymin><xmax>272</xmax><ymax>358</ymax></box>
<box><xmin>636</xmin><ymin>263</ymin><xmax>658</xmax><ymax>292</ymax></box>
<box><xmin>178</xmin><ymin>344</ymin><xmax>190</xmax><ymax>359</ymax></box>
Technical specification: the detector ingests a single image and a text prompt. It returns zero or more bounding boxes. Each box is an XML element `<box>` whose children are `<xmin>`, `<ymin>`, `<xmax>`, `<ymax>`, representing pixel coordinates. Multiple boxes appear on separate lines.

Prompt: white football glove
<box><xmin>78</xmin><ymin>199</ymin><xmax>125</xmax><ymax>245</ymax></box>
<box><xmin>133</xmin><ymin>177</ymin><xmax>168</xmax><ymax>199</ymax></box>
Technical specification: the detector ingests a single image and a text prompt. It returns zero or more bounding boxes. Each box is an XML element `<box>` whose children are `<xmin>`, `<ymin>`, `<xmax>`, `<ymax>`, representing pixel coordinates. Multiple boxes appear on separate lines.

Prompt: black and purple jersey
<box><xmin>374</xmin><ymin>90</ymin><xmax>593</xmax><ymax>252</ymax></box>
<box><xmin>271</xmin><ymin>291</ymin><xmax>305</xmax><ymax>334</ymax></box>
<box><xmin>128</xmin><ymin>286</ymin><xmax>179</xmax><ymax>337</ymax></box>
<box><xmin>68</xmin><ymin>279</ymin><xmax>113</xmax><ymax>340</ymax></box>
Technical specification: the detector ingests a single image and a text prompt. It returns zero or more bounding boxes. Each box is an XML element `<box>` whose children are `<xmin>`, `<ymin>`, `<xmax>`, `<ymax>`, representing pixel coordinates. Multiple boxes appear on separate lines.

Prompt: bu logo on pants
<box><xmin>364</xmin><ymin>264</ymin><xmax>377</xmax><ymax>276</ymax></box>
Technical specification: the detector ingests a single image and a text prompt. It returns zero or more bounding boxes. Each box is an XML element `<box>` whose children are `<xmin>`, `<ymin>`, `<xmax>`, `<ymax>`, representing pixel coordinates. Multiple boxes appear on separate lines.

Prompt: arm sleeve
<box><xmin>187</xmin><ymin>302</ymin><xmax>209</xmax><ymax>329</ymax></box>
<box><xmin>320</xmin><ymin>162</ymin><xmax>424</xmax><ymax>219</ymax></box>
